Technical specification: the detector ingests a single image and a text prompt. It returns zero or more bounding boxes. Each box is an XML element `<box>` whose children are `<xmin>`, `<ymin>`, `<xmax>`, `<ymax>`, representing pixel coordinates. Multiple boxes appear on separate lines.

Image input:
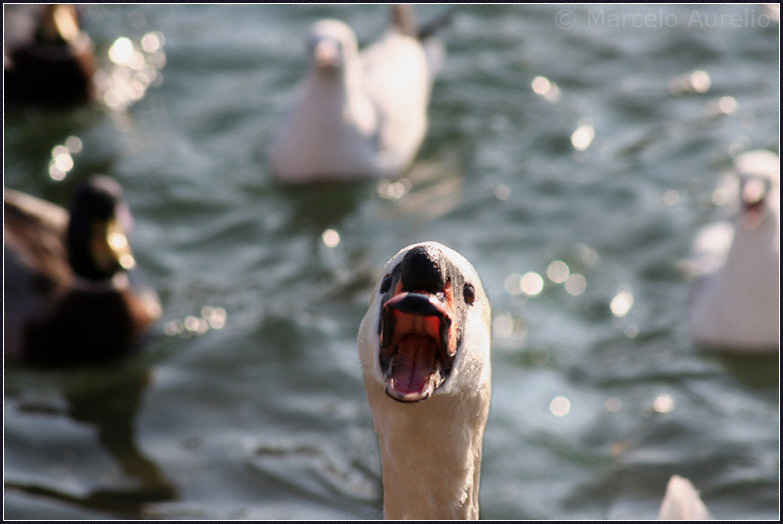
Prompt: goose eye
<box><xmin>463</xmin><ymin>284</ymin><xmax>475</xmax><ymax>305</ymax></box>
<box><xmin>380</xmin><ymin>275</ymin><xmax>392</xmax><ymax>294</ymax></box>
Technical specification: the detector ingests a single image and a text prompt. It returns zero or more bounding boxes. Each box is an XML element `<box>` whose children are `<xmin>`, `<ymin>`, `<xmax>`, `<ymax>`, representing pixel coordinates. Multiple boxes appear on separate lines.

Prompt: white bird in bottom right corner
<box><xmin>688</xmin><ymin>149</ymin><xmax>780</xmax><ymax>353</ymax></box>
<box><xmin>658</xmin><ymin>475</ymin><xmax>711</xmax><ymax>520</ymax></box>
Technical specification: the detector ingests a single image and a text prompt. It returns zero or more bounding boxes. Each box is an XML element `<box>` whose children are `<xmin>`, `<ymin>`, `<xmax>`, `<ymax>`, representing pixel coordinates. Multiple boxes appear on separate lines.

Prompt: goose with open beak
<box><xmin>358</xmin><ymin>241</ymin><xmax>491</xmax><ymax>519</ymax></box>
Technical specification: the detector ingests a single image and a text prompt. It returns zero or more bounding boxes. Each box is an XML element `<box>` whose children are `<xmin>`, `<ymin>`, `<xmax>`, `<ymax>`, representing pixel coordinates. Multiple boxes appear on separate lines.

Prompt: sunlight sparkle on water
<box><xmin>571</xmin><ymin>124</ymin><xmax>595</xmax><ymax>151</ymax></box>
<box><xmin>606</xmin><ymin>397</ymin><xmax>622</xmax><ymax>413</ymax></box>
<box><xmin>689</xmin><ymin>70</ymin><xmax>711</xmax><ymax>93</ymax></box>
<box><xmin>493</xmin><ymin>312</ymin><xmax>527</xmax><ymax>341</ymax></box>
<box><xmin>546</xmin><ymin>260</ymin><xmax>570</xmax><ymax>284</ymax></box>
<box><xmin>141</xmin><ymin>31</ymin><xmax>165</xmax><ymax>53</ymax></box>
<box><xmin>564</xmin><ymin>273</ymin><xmax>587</xmax><ymax>296</ymax></box>
<box><xmin>653</xmin><ymin>394</ymin><xmax>676</xmax><ymax>414</ymax></box>
<box><xmin>494</xmin><ymin>184</ymin><xmax>511</xmax><ymax>201</ymax></box>
<box><xmin>202</xmin><ymin>306</ymin><xmax>227</xmax><ymax>329</ymax></box>
<box><xmin>321</xmin><ymin>229</ymin><xmax>340</xmax><ymax>248</ymax></box>
<box><xmin>164</xmin><ymin>306</ymin><xmax>227</xmax><ymax>337</ymax></box>
<box><xmin>550</xmin><ymin>396</ymin><xmax>571</xmax><ymax>417</ymax></box>
<box><xmin>65</xmin><ymin>136</ymin><xmax>83</xmax><ymax>153</ymax></box>
<box><xmin>717</xmin><ymin>96</ymin><xmax>737</xmax><ymax>114</ymax></box>
<box><xmin>669</xmin><ymin>69</ymin><xmax>711</xmax><ymax>95</ymax></box>
<box><xmin>49</xmin><ymin>143</ymin><xmax>78</xmax><ymax>181</ymax></box>
<box><xmin>662</xmin><ymin>189</ymin><xmax>680</xmax><ymax>206</ymax></box>
<box><xmin>493</xmin><ymin>313</ymin><xmax>514</xmax><ymax>338</ymax></box>
<box><xmin>520</xmin><ymin>272</ymin><xmax>544</xmax><ymax>296</ymax></box>
<box><xmin>377</xmin><ymin>178</ymin><xmax>411</xmax><ymax>200</ymax></box>
<box><xmin>118</xmin><ymin>253</ymin><xmax>136</xmax><ymax>270</ymax></box>
<box><xmin>108</xmin><ymin>37</ymin><xmax>134</xmax><ymax>65</ymax></box>
<box><xmin>98</xmin><ymin>32</ymin><xmax>166</xmax><ymax>111</ymax></box>
<box><xmin>610</xmin><ymin>289</ymin><xmax>634</xmax><ymax>318</ymax></box>
<box><xmin>531</xmin><ymin>75</ymin><xmax>561</xmax><ymax>103</ymax></box>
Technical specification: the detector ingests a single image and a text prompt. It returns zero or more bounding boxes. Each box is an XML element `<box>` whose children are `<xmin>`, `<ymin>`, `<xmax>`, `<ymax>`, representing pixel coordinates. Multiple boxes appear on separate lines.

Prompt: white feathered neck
<box><xmin>358</xmin><ymin>242</ymin><xmax>491</xmax><ymax>519</ymax></box>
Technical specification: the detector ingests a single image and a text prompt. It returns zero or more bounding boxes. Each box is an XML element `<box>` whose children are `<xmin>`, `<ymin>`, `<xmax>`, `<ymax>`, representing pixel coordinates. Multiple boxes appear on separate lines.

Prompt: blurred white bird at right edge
<box><xmin>688</xmin><ymin>149</ymin><xmax>780</xmax><ymax>353</ymax></box>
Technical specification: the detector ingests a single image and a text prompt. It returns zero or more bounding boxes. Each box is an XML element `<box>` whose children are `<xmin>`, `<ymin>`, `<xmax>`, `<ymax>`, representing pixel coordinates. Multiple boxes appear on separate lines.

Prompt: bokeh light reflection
<box><xmin>550</xmin><ymin>396</ymin><xmax>571</xmax><ymax>417</ymax></box>
<box><xmin>563</xmin><ymin>273</ymin><xmax>587</xmax><ymax>296</ymax></box>
<box><xmin>520</xmin><ymin>272</ymin><xmax>544</xmax><ymax>296</ymax></box>
<box><xmin>610</xmin><ymin>289</ymin><xmax>634</xmax><ymax>318</ymax></box>
<box><xmin>164</xmin><ymin>306</ymin><xmax>228</xmax><ymax>338</ymax></box>
<box><xmin>546</xmin><ymin>260</ymin><xmax>570</xmax><ymax>284</ymax></box>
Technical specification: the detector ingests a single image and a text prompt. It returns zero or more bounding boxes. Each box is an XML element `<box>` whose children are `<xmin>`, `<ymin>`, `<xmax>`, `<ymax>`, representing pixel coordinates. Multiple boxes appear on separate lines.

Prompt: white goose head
<box><xmin>733</xmin><ymin>149</ymin><xmax>780</xmax><ymax>231</ymax></box>
<box><xmin>358</xmin><ymin>241</ymin><xmax>491</xmax><ymax>519</ymax></box>
<box><xmin>306</xmin><ymin>19</ymin><xmax>359</xmax><ymax>77</ymax></box>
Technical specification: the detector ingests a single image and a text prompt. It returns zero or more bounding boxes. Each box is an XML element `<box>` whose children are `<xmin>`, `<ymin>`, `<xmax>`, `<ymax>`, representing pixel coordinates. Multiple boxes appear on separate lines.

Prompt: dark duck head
<box><xmin>4</xmin><ymin>4</ymin><xmax>97</xmax><ymax>107</ymax></box>
<box><xmin>66</xmin><ymin>176</ymin><xmax>136</xmax><ymax>282</ymax></box>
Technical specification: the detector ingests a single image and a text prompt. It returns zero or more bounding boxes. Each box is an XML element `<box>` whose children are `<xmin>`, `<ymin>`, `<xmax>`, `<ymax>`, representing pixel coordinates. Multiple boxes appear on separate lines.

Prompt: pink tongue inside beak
<box><xmin>380</xmin><ymin>291</ymin><xmax>454</xmax><ymax>403</ymax></box>
<box><xmin>386</xmin><ymin>334</ymin><xmax>440</xmax><ymax>402</ymax></box>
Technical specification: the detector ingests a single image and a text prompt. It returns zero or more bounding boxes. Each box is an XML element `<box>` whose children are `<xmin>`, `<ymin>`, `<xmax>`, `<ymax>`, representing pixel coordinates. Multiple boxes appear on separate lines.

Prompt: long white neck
<box><xmin>364</xmin><ymin>378</ymin><xmax>490</xmax><ymax>519</ymax></box>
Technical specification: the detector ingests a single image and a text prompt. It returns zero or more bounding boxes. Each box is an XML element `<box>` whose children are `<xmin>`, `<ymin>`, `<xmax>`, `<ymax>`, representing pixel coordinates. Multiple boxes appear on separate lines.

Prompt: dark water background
<box><xmin>3</xmin><ymin>4</ymin><xmax>779</xmax><ymax>520</ymax></box>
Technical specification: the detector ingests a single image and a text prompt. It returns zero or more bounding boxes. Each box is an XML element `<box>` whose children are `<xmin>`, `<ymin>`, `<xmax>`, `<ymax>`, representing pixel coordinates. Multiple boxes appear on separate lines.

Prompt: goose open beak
<box><xmin>313</xmin><ymin>39</ymin><xmax>340</xmax><ymax>69</ymax></box>
<box><xmin>379</xmin><ymin>284</ymin><xmax>457</xmax><ymax>403</ymax></box>
<box><xmin>740</xmin><ymin>177</ymin><xmax>768</xmax><ymax>229</ymax></box>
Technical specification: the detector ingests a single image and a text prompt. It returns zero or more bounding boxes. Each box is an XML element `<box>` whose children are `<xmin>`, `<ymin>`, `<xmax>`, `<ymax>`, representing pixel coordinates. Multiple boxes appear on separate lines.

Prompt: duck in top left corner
<box><xmin>4</xmin><ymin>176</ymin><xmax>162</xmax><ymax>367</ymax></box>
<box><xmin>4</xmin><ymin>3</ymin><xmax>97</xmax><ymax>107</ymax></box>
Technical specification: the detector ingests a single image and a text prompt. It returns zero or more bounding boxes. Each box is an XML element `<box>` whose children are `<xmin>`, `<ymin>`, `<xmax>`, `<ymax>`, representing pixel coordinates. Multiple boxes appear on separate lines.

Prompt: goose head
<box><xmin>67</xmin><ymin>176</ymin><xmax>136</xmax><ymax>282</ymax></box>
<box><xmin>733</xmin><ymin>150</ymin><xmax>779</xmax><ymax>231</ymax></box>
<box><xmin>359</xmin><ymin>242</ymin><xmax>491</xmax><ymax>403</ymax></box>
<box><xmin>306</xmin><ymin>19</ymin><xmax>359</xmax><ymax>76</ymax></box>
<box><xmin>358</xmin><ymin>242</ymin><xmax>491</xmax><ymax>519</ymax></box>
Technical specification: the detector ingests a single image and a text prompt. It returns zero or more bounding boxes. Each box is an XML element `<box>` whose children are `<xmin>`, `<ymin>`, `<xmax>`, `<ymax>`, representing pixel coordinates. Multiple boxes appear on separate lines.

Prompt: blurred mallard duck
<box><xmin>4</xmin><ymin>176</ymin><xmax>161</xmax><ymax>366</ymax></box>
<box><xmin>4</xmin><ymin>4</ymin><xmax>97</xmax><ymax>107</ymax></box>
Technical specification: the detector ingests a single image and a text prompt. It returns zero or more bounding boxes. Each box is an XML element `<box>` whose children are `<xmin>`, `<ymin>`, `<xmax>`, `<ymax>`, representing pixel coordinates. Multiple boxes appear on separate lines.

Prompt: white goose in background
<box><xmin>267</xmin><ymin>5</ymin><xmax>446</xmax><ymax>183</ymax></box>
<box><xmin>358</xmin><ymin>242</ymin><xmax>491</xmax><ymax>519</ymax></box>
<box><xmin>688</xmin><ymin>149</ymin><xmax>780</xmax><ymax>352</ymax></box>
